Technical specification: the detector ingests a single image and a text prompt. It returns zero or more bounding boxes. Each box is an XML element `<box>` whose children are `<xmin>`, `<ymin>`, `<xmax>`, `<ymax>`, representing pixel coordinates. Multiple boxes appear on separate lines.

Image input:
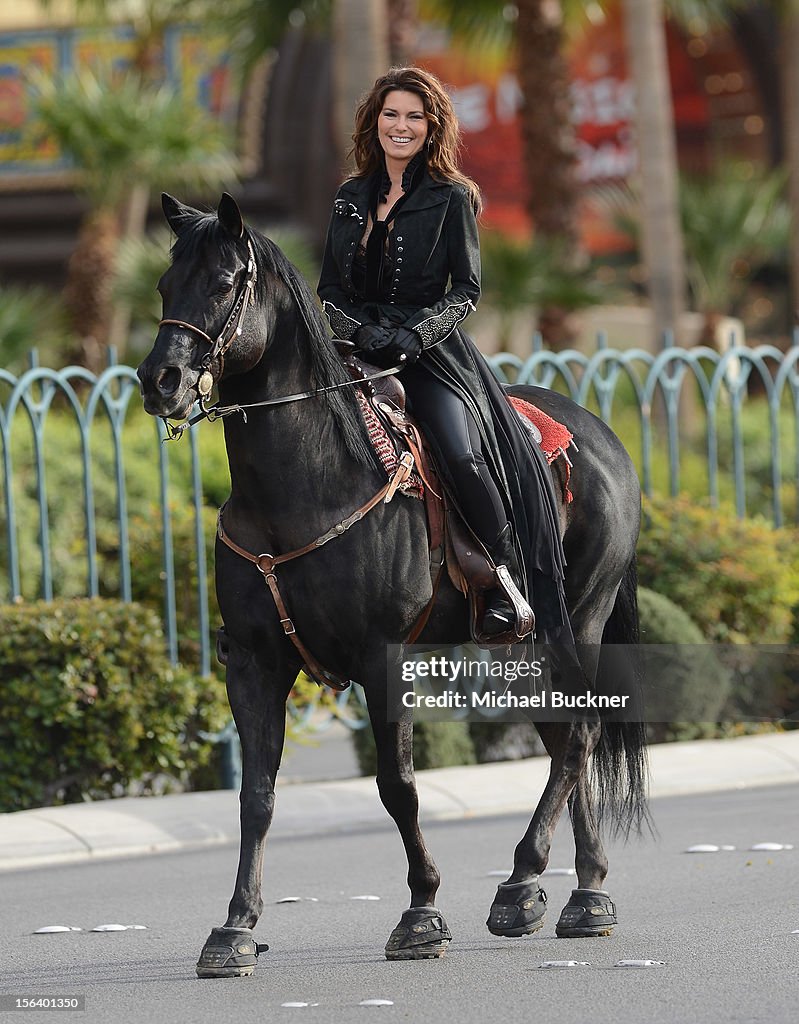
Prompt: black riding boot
<box><xmin>481</xmin><ymin>523</ymin><xmax>534</xmax><ymax>638</ymax></box>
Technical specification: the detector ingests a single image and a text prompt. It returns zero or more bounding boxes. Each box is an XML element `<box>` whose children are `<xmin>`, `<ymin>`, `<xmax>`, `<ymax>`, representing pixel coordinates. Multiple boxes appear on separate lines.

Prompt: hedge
<box><xmin>0</xmin><ymin>598</ymin><xmax>228</xmax><ymax>812</ymax></box>
<box><xmin>637</xmin><ymin>495</ymin><xmax>799</xmax><ymax>645</ymax></box>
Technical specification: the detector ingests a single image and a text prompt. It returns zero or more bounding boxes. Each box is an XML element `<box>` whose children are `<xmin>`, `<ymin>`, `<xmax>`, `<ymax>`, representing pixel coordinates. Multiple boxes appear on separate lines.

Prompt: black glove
<box><xmin>389</xmin><ymin>326</ymin><xmax>422</xmax><ymax>364</ymax></box>
<box><xmin>353</xmin><ymin>324</ymin><xmax>422</xmax><ymax>369</ymax></box>
<box><xmin>352</xmin><ymin>323</ymin><xmax>394</xmax><ymax>355</ymax></box>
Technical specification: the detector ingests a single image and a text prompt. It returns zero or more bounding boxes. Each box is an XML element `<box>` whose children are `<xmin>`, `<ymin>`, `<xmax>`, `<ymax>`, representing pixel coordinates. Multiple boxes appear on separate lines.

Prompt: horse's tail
<box><xmin>590</xmin><ymin>555</ymin><xmax>651</xmax><ymax>836</ymax></box>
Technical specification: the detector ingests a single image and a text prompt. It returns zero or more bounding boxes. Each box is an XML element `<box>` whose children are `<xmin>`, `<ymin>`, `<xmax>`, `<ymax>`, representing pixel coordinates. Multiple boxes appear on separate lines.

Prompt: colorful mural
<box><xmin>0</xmin><ymin>24</ymin><xmax>238</xmax><ymax>188</ymax></box>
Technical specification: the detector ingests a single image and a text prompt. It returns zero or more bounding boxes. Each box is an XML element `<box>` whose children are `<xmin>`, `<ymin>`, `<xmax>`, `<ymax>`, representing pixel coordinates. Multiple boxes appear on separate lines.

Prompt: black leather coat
<box><xmin>318</xmin><ymin>164</ymin><xmax>480</xmax><ymax>347</ymax></box>
<box><xmin>317</xmin><ymin>164</ymin><xmax>571</xmax><ymax>642</ymax></box>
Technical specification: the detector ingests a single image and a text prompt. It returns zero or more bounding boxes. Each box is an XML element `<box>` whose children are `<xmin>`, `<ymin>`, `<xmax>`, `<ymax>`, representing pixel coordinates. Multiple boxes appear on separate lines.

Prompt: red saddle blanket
<box><xmin>355</xmin><ymin>391</ymin><xmax>574</xmax><ymax>502</ymax></box>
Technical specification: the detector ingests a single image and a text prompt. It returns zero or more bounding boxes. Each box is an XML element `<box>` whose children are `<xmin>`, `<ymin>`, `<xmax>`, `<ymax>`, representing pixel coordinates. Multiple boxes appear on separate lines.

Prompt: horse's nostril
<box><xmin>155</xmin><ymin>366</ymin><xmax>182</xmax><ymax>396</ymax></box>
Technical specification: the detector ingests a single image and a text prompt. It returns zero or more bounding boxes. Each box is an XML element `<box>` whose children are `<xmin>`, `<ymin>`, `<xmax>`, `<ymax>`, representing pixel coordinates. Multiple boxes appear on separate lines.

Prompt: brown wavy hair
<box><xmin>349</xmin><ymin>66</ymin><xmax>482</xmax><ymax>215</ymax></box>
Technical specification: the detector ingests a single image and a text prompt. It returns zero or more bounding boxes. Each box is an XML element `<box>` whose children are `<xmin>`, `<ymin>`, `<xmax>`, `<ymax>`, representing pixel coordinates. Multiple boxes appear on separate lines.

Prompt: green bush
<box><xmin>637</xmin><ymin>495</ymin><xmax>799</xmax><ymax>644</ymax></box>
<box><xmin>0</xmin><ymin>598</ymin><xmax>229</xmax><ymax>812</ymax></box>
<box><xmin>351</xmin><ymin>717</ymin><xmax>476</xmax><ymax>776</ymax></box>
<box><xmin>638</xmin><ymin>586</ymin><xmax>732</xmax><ymax>742</ymax></box>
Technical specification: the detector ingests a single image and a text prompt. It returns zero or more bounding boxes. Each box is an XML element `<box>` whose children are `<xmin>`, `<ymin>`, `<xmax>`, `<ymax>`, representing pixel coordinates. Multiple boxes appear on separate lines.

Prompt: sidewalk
<box><xmin>2</xmin><ymin>731</ymin><xmax>798</xmax><ymax>873</ymax></box>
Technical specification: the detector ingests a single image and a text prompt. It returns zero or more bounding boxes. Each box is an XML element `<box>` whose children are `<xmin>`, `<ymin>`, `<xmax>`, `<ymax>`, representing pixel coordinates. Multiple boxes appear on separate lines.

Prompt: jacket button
<box><xmin>396</xmin><ymin>236</ymin><xmax>403</xmax><ymax>241</ymax></box>
<box><xmin>397</xmin><ymin>246</ymin><xmax>404</xmax><ymax>252</ymax></box>
<box><xmin>397</xmin><ymin>258</ymin><xmax>403</xmax><ymax>264</ymax></box>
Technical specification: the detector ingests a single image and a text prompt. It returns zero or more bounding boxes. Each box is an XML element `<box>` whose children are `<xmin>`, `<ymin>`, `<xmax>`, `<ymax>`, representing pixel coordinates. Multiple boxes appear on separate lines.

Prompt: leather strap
<box><xmin>216</xmin><ymin>453</ymin><xmax>436</xmax><ymax>691</ymax></box>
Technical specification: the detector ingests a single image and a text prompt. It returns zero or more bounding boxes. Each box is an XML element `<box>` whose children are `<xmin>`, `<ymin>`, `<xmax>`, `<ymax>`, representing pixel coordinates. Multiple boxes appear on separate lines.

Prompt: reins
<box><xmin>162</xmin><ymin>362</ymin><xmax>405</xmax><ymax>441</ymax></box>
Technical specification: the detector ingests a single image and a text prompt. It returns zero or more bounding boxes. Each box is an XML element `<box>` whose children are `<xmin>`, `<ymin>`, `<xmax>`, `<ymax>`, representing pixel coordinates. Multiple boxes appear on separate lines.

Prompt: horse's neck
<box><xmin>220</xmin><ymin>318</ymin><xmax>375</xmax><ymax>551</ymax></box>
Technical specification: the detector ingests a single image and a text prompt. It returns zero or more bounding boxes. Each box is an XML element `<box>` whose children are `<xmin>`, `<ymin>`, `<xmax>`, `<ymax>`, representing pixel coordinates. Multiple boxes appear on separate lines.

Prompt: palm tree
<box><xmin>620</xmin><ymin>0</ymin><xmax>685</xmax><ymax>345</ymax></box>
<box><xmin>426</xmin><ymin>0</ymin><xmax>678</xmax><ymax>347</ymax></box>
<box><xmin>33</xmin><ymin>68</ymin><xmax>236</xmax><ymax>369</ymax></box>
<box><xmin>599</xmin><ymin>163</ymin><xmax>790</xmax><ymax>345</ymax></box>
<box><xmin>770</xmin><ymin>0</ymin><xmax>799</xmax><ymax>322</ymax></box>
<box><xmin>480</xmin><ymin>232</ymin><xmax>604</xmax><ymax>350</ymax></box>
<box><xmin>332</xmin><ymin>0</ymin><xmax>390</xmax><ymax>172</ymax></box>
<box><xmin>685</xmin><ymin>167</ymin><xmax>789</xmax><ymax>342</ymax></box>
<box><xmin>665</xmin><ymin>0</ymin><xmax>799</xmax><ymax>328</ymax></box>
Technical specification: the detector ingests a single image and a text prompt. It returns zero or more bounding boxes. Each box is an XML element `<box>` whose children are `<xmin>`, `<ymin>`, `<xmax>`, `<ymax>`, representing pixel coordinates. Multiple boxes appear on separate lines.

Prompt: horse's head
<box><xmin>137</xmin><ymin>192</ymin><xmax>266</xmax><ymax>419</ymax></box>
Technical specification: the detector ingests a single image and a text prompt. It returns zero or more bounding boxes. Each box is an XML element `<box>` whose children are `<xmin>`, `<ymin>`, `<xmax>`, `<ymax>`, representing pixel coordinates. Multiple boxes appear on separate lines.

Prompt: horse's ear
<box><xmin>217</xmin><ymin>192</ymin><xmax>245</xmax><ymax>239</ymax></box>
<box><xmin>161</xmin><ymin>193</ymin><xmax>197</xmax><ymax>236</ymax></box>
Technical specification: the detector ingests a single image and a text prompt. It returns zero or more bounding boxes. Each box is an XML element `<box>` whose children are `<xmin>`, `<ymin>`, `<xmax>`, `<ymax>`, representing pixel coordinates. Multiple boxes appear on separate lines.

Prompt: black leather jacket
<box><xmin>316</xmin><ymin>163</ymin><xmax>572</xmax><ymax>643</ymax></box>
<box><xmin>317</xmin><ymin>165</ymin><xmax>481</xmax><ymax>348</ymax></box>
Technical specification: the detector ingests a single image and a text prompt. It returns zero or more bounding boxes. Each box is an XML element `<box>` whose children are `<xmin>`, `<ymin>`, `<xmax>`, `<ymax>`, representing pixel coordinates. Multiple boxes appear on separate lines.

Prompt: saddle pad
<box><xmin>355</xmin><ymin>389</ymin><xmax>574</xmax><ymax>502</ymax></box>
<box><xmin>508</xmin><ymin>396</ymin><xmax>574</xmax><ymax>465</ymax></box>
<box><xmin>355</xmin><ymin>390</ymin><xmax>424</xmax><ymax>498</ymax></box>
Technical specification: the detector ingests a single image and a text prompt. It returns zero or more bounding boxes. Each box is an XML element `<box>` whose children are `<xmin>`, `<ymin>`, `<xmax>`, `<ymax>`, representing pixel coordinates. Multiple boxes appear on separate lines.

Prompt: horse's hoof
<box><xmin>385</xmin><ymin>906</ymin><xmax>452</xmax><ymax>960</ymax></box>
<box><xmin>195</xmin><ymin>926</ymin><xmax>268</xmax><ymax>978</ymax></box>
<box><xmin>555</xmin><ymin>889</ymin><xmax>617</xmax><ymax>938</ymax></box>
<box><xmin>486</xmin><ymin>879</ymin><xmax>547</xmax><ymax>937</ymax></box>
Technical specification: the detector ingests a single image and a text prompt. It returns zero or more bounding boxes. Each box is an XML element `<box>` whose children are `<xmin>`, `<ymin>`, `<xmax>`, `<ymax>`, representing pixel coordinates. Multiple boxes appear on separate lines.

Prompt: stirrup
<box><xmin>480</xmin><ymin>593</ymin><xmax>516</xmax><ymax>637</ymax></box>
<box><xmin>492</xmin><ymin>564</ymin><xmax>535</xmax><ymax>639</ymax></box>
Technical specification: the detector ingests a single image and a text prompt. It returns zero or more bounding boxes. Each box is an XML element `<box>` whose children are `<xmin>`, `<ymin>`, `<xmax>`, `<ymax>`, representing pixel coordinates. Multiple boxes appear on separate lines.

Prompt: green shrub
<box><xmin>468</xmin><ymin>721</ymin><xmax>544</xmax><ymax>763</ymax></box>
<box><xmin>637</xmin><ymin>495</ymin><xmax>799</xmax><ymax>644</ymax></box>
<box><xmin>638</xmin><ymin>586</ymin><xmax>732</xmax><ymax>742</ymax></box>
<box><xmin>351</xmin><ymin>717</ymin><xmax>476</xmax><ymax>776</ymax></box>
<box><xmin>0</xmin><ymin>598</ymin><xmax>228</xmax><ymax>812</ymax></box>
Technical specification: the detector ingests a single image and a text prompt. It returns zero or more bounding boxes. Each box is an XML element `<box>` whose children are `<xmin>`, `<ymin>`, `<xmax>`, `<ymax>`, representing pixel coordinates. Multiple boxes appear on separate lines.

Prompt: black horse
<box><xmin>138</xmin><ymin>193</ymin><xmax>646</xmax><ymax>978</ymax></box>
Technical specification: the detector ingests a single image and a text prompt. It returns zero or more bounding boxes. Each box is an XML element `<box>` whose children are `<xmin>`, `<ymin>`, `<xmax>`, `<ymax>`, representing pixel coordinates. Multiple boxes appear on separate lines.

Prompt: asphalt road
<box><xmin>0</xmin><ymin>784</ymin><xmax>797</xmax><ymax>1024</ymax></box>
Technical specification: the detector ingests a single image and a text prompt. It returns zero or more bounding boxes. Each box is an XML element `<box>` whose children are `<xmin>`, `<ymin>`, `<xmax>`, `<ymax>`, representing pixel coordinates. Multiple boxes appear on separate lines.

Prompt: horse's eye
<box><xmin>214</xmin><ymin>280</ymin><xmax>235</xmax><ymax>298</ymax></box>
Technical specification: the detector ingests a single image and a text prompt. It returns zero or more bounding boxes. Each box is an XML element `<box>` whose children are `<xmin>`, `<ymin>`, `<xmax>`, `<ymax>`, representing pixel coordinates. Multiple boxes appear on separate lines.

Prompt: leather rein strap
<box><xmin>217</xmin><ymin>450</ymin><xmax>440</xmax><ymax>691</ymax></box>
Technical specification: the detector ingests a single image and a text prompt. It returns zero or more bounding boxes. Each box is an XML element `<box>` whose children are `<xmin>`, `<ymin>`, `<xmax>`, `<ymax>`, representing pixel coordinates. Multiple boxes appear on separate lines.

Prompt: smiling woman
<box><xmin>318</xmin><ymin>66</ymin><xmax>568</xmax><ymax>644</ymax></box>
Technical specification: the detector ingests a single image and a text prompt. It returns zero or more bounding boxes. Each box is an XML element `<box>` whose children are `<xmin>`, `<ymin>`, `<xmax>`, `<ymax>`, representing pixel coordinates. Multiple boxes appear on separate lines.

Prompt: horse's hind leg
<box><xmin>196</xmin><ymin>637</ymin><xmax>296</xmax><ymax>978</ymax></box>
<box><xmin>554</xmin><ymin>773</ymin><xmax>618</xmax><ymax>936</ymax></box>
<box><xmin>364</xmin><ymin>686</ymin><xmax>451</xmax><ymax>960</ymax></box>
<box><xmin>486</xmin><ymin>718</ymin><xmax>602</xmax><ymax>938</ymax></box>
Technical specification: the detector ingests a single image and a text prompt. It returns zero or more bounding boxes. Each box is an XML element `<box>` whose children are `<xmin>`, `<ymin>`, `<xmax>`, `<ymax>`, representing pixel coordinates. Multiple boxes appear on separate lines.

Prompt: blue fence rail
<box><xmin>2</xmin><ymin>335</ymin><xmax>799</xmax><ymax>681</ymax></box>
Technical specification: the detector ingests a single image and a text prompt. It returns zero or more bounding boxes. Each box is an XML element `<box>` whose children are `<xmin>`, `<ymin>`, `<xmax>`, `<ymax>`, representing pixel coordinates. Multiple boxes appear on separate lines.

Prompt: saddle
<box><xmin>342</xmin><ymin>347</ymin><xmax>575</xmax><ymax>647</ymax></box>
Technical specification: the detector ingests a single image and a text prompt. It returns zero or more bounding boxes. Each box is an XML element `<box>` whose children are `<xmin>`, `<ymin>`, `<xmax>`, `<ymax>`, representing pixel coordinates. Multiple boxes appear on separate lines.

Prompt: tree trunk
<box><xmin>621</xmin><ymin>0</ymin><xmax>686</xmax><ymax>347</ymax></box>
<box><xmin>387</xmin><ymin>0</ymin><xmax>419</xmax><ymax>65</ymax></box>
<box><xmin>781</xmin><ymin>5</ymin><xmax>799</xmax><ymax>328</ymax></box>
<box><xmin>62</xmin><ymin>207</ymin><xmax>120</xmax><ymax>373</ymax></box>
<box><xmin>515</xmin><ymin>0</ymin><xmax>580</xmax><ymax>248</ymax></box>
<box><xmin>107</xmin><ymin>183</ymin><xmax>152</xmax><ymax>356</ymax></box>
<box><xmin>515</xmin><ymin>0</ymin><xmax>581</xmax><ymax>348</ymax></box>
<box><xmin>332</xmin><ymin>0</ymin><xmax>390</xmax><ymax>172</ymax></box>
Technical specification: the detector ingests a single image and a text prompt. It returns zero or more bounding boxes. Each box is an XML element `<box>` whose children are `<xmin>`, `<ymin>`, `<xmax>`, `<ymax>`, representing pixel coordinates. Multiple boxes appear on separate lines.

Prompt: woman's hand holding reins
<box><xmin>353</xmin><ymin>323</ymin><xmax>422</xmax><ymax>368</ymax></box>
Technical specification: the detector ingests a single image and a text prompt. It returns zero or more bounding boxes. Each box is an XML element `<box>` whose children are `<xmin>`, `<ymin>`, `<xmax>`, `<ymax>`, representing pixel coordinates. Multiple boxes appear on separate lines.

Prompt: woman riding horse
<box><xmin>318</xmin><ymin>66</ymin><xmax>571</xmax><ymax>645</ymax></box>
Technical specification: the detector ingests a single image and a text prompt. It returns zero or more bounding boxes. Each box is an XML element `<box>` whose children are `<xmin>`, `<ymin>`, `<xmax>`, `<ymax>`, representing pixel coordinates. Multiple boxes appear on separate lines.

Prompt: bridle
<box><xmin>158</xmin><ymin>234</ymin><xmax>405</xmax><ymax>442</ymax></box>
<box><xmin>158</xmin><ymin>238</ymin><xmax>259</xmax><ymax>405</ymax></box>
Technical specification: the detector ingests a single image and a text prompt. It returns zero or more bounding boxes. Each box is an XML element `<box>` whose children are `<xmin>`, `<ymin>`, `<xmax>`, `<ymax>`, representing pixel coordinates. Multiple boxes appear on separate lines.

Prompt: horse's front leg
<box><xmin>364</xmin><ymin>683</ymin><xmax>451</xmax><ymax>960</ymax></box>
<box><xmin>196</xmin><ymin>633</ymin><xmax>297</xmax><ymax>978</ymax></box>
<box><xmin>486</xmin><ymin>717</ymin><xmax>602</xmax><ymax>939</ymax></box>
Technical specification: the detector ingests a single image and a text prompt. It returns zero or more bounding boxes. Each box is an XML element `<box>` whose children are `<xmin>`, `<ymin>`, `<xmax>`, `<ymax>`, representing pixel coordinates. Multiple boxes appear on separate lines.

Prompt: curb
<box><xmin>1</xmin><ymin>732</ymin><xmax>798</xmax><ymax>873</ymax></box>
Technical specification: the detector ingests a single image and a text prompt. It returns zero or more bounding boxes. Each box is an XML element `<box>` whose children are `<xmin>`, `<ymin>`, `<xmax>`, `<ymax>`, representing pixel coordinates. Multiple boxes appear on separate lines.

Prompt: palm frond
<box><xmin>481</xmin><ymin>231</ymin><xmax>604</xmax><ymax>313</ymax></box>
<box><xmin>592</xmin><ymin>164</ymin><xmax>790</xmax><ymax>315</ymax></box>
<box><xmin>31</xmin><ymin>68</ymin><xmax>238</xmax><ymax>208</ymax></box>
<box><xmin>664</xmin><ymin>0</ymin><xmax>746</xmax><ymax>31</ymax></box>
<box><xmin>0</xmin><ymin>285</ymin><xmax>67</xmax><ymax>370</ymax></box>
<box><xmin>421</xmin><ymin>0</ymin><xmax>516</xmax><ymax>51</ymax></box>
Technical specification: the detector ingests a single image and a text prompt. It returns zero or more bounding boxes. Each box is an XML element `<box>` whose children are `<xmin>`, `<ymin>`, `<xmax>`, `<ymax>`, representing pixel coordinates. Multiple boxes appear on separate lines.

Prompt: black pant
<box><xmin>402</xmin><ymin>365</ymin><xmax>508</xmax><ymax>551</ymax></box>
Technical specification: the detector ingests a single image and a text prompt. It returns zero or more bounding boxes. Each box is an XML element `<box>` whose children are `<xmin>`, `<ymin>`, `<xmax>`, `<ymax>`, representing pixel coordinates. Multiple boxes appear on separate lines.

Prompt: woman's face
<box><xmin>377</xmin><ymin>89</ymin><xmax>428</xmax><ymax>164</ymax></box>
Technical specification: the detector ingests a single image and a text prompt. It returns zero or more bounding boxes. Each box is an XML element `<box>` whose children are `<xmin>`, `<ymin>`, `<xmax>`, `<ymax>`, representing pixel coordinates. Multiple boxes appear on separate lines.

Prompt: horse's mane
<box><xmin>171</xmin><ymin>213</ymin><xmax>378</xmax><ymax>469</ymax></box>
